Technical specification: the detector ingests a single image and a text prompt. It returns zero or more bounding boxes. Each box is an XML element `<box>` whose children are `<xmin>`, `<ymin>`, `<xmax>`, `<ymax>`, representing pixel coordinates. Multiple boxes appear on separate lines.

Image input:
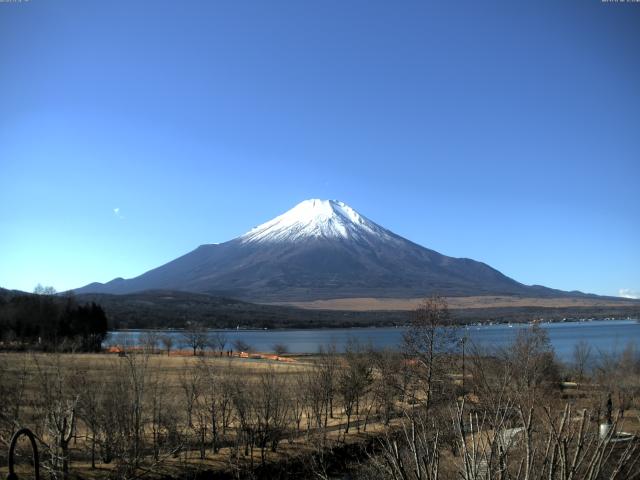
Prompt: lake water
<box><xmin>107</xmin><ymin>319</ymin><xmax>640</xmax><ymax>362</ymax></box>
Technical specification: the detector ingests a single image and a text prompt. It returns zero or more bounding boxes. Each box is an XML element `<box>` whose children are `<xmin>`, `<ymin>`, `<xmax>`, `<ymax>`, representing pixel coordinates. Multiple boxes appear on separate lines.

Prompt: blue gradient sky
<box><xmin>1</xmin><ymin>1</ymin><xmax>638</xmax><ymax>297</ymax></box>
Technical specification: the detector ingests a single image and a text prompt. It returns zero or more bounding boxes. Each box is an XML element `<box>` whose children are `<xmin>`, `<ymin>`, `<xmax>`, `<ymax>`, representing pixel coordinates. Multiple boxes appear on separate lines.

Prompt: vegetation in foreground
<box><xmin>0</xmin><ymin>297</ymin><xmax>639</xmax><ymax>480</ymax></box>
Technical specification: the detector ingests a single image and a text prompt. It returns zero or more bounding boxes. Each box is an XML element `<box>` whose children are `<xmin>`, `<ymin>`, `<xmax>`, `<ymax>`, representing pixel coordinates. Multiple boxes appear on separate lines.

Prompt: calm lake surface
<box><xmin>107</xmin><ymin>319</ymin><xmax>640</xmax><ymax>362</ymax></box>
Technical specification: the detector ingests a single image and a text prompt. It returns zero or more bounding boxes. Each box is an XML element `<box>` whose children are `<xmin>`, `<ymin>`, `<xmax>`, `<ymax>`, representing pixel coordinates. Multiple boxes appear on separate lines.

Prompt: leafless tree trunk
<box><xmin>572</xmin><ymin>339</ymin><xmax>592</xmax><ymax>382</ymax></box>
<box><xmin>403</xmin><ymin>296</ymin><xmax>457</xmax><ymax>415</ymax></box>
<box><xmin>338</xmin><ymin>341</ymin><xmax>373</xmax><ymax>436</ymax></box>
<box><xmin>290</xmin><ymin>374</ymin><xmax>306</xmax><ymax>436</ymax></box>
<box><xmin>140</xmin><ymin>331</ymin><xmax>159</xmax><ymax>354</ymax></box>
<box><xmin>371</xmin><ymin>349</ymin><xmax>402</xmax><ymax>426</ymax></box>
<box><xmin>33</xmin><ymin>354</ymin><xmax>78</xmax><ymax>480</ymax></box>
<box><xmin>254</xmin><ymin>367</ymin><xmax>290</xmax><ymax>464</ymax></box>
<box><xmin>73</xmin><ymin>371</ymin><xmax>101</xmax><ymax>469</ymax></box>
<box><xmin>182</xmin><ymin>322</ymin><xmax>208</xmax><ymax>356</ymax></box>
<box><xmin>180</xmin><ymin>360</ymin><xmax>203</xmax><ymax>459</ymax></box>
<box><xmin>160</xmin><ymin>334</ymin><xmax>174</xmax><ymax>356</ymax></box>
<box><xmin>212</xmin><ymin>331</ymin><xmax>228</xmax><ymax>356</ymax></box>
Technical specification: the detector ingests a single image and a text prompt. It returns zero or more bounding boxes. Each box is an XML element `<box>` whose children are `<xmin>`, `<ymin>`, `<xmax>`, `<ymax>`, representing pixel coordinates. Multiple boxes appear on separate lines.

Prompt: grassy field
<box><xmin>273</xmin><ymin>295</ymin><xmax>640</xmax><ymax>311</ymax></box>
<box><xmin>0</xmin><ymin>351</ymin><xmax>398</xmax><ymax>479</ymax></box>
<box><xmin>2</xmin><ymin>346</ymin><xmax>639</xmax><ymax>480</ymax></box>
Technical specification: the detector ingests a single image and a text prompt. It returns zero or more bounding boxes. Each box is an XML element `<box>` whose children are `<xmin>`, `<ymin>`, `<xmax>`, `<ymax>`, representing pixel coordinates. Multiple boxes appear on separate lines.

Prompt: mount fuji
<box><xmin>74</xmin><ymin>199</ymin><xmax>575</xmax><ymax>301</ymax></box>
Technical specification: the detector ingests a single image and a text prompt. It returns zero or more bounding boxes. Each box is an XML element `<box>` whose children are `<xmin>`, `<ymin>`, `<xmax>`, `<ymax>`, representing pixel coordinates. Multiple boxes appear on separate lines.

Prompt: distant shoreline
<box><xmin>108</xmin><ymin>317</ymin><xmax>639</xmax><ymax>334</ymax></box>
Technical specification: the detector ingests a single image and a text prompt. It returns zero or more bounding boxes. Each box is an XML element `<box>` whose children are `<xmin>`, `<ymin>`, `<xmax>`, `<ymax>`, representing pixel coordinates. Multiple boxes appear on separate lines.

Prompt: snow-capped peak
<box><xmin>240</xmin><ymin>199</ymin><xmax>394</xmax><ymax>244</ymax></box>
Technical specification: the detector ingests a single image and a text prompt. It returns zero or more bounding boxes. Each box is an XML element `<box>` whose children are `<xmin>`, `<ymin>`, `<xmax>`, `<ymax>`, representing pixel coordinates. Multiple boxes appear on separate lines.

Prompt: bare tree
<box><xmin>273</xmin><ymin>343</ymin><xmax>288</xmax><ymax>356</ymax></box>
<box><xmin>289</xmin><ymin>373</ymin><xmax>306</xmax><ymax>436</ymax></box>
<box><xmin>371</xmin><ymin>348</ymin><xmax>402</xmax><ymax>425</ymax></box>
<box><xmin>301</xmin><ymin>343</ymin><xmax>339</xmax><ymax>444</ymax></box>
<box><xmin>594</xmin><ymin>341</ymin><xmax>640</xmax><ymax>420</ymax></box>
<box><xmin>211</xmin><ymin>331</ymin><xmax>228</xmax><ymax>355</ymax></box>
<box><xmin>466</xmin><ymin>342</ymin><xmax>516</xmax><ymax>426</ymax></box>
<box><xmin>374</xmin><ymin>394</ymin><xmax>640</xmax><ymax>480</ymax></box>
<box><xmin>304</xmin><ymin>368</ymin><xmax>325</xmax><ymax>432</ymax></box>
<box><xmin>140</xmin><ymin>331</ymin><xmax>159</xmax><ymax>354</ymax></box>
<box><xmin>403</xmin><ymin>296</ymin><xmax>458</xmax><ymax>413</ymax></box>
<box><xmin>233</xmin><ymin>339</ymin><xmax>252</xmax><ymax>353</ymax></box>
<box><xmin>505</xmin><ymin>324</ymin><xmax>560</xmax><ymax>406</ymax></box>
<box><xmin>34</xmin><ymin>283</ymin><xmax>57</xmax><ymax>295</ymax></box>
<box><xmin>105</xmin><ymin>353</ymin><xmax>151</xmax><ymax>476</ymax></box>
<box><xmin>73</xmin><ymin>369</ymin><xmax>102</xmax><ymax>469</ymax></box>
<box><xmin>160</xmin><ymin>334</ymin><xmax>174</xmax><ymax>356</ymax></box>
<box><xmin>180</xmin><ymin>363</ymin><xmax>202</xmax><ymax>448</ymax></box>
<box><xmin>182</xmin><ymin>322</ymin><xmax>208</xmax><ymax>356</ymax></box>
<box><xmin>148</xmin><ymin>369</ymin><xmax>168</xmax><ymax>461</ymax></box>
<box><xmin>33</xmin><ymin>354</ymin><xmax>78</xmax><ymax>480</ymax></box>
<box><xmin>228</xmin><ymin>371</ymin><xmax>255</xmax><ymax>467</ymax></box>
<box><xmin>254</xmin><ymin>367</ymin><xmax>290</xmax><ymax>465</ymax></box>
<box><xmin>374</xmin><ymin>411</ymin><xmax>441</xmax><ymax>480</ymax></box>
<box><xmin>338</xmin><ymin>341</ymin><xmax>373</xmax><ymax>435</ymax></box>
<box><xmin>198</xmin><ymin>358</ymin><xmax>223</xmax><ymax>454</ymax></box>
<box><xmin>573</xmin><ymin>339</ymin><xmax>593</xmax><ymax>381</ymax></box>
<box><xmin>617</xmin><ymin>342</ymin><xmax>640</xmax><ymax>418</ymax></box>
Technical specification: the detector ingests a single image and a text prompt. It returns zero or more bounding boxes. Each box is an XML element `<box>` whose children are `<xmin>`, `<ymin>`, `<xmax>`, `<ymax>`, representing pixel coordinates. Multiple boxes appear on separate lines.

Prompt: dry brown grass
<box><xmin>3</xmin><ymin>351</ymin><xmax>638</xmax><ymax>479</ymax></box>
<box><xmin>0</xmin><ymin>352</ymin><xmax>387</xmax><ymax>479</ymax></box>
<box><xmin>270</xmin><ymin>295</ymin><xmax>638</xmax><ymax>311</ymax></box>
<box><xmin>0</xmin><ymin>351</ymin><xmax>311</xmax><ymax>395</ymax></box>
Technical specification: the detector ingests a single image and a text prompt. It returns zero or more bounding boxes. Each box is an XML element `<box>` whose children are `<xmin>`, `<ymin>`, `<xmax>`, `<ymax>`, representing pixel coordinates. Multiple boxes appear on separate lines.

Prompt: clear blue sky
<box><xmin>1</xmin><ymin>0</ymin><xmax>638</xmax><ymax>297</ymax></box>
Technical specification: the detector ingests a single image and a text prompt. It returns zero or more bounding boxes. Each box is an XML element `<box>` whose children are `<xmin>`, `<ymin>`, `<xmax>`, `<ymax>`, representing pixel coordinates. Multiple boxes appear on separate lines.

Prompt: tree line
<box><xmin>0</xmin><ymin>285</ymin><xmax>108</xmax><ymax>351</ymax></box>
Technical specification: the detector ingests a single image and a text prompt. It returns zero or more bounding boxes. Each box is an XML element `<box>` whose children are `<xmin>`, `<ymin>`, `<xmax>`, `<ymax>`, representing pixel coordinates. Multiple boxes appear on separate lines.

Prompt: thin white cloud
<box><xmin>619</xmin><ymin>288</ymin><xmax>639</xmax><ymax>299</ymax></box>
<box><xmin>113</xmin><ymin>207</ymin><xmax>124</xmax><ymax>219</ymax></box>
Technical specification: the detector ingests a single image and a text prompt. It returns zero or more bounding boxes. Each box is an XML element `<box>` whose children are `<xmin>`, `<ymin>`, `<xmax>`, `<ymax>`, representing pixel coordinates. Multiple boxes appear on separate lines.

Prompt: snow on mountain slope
<box><xmin>240</xmin><ymin>199</ymin><xmax>395</xmax><ymax>244</ymax></box>
<box><xmin>74</xmin><ymin>198</ymin><xmax>582</xmax><ymax>301</ymax></box>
